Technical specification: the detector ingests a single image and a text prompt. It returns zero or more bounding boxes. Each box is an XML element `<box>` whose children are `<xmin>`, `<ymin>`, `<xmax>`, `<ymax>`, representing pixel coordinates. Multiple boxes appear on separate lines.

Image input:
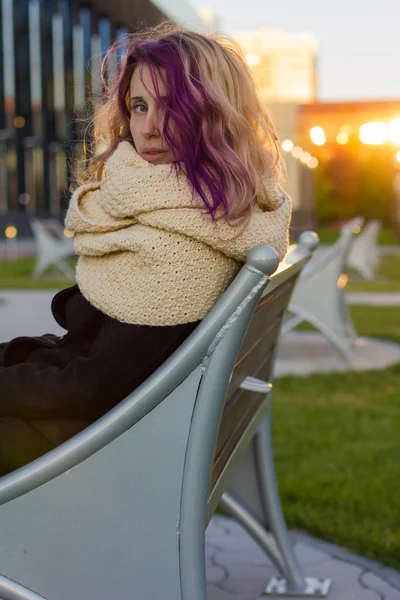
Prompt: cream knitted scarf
<box><xmin>65</xmin><ymin>141</ymin><xmax>291</xmax><ymax>326</ymax></box>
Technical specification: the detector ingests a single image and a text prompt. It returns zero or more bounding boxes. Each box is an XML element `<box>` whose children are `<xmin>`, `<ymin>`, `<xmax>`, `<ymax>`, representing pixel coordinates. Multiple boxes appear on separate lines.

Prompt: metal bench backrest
<box><xmin>211</xmin><ymin>272</ymin><xmax>298</xmax><ymax>497</ymax></box>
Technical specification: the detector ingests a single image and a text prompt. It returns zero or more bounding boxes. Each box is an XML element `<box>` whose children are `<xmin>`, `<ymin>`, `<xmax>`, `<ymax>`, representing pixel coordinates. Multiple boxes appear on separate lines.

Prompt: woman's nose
<box><xmin>141</xmin><ymin>112</ymin><xmax>160</xmax><ymax>139</ymax></box>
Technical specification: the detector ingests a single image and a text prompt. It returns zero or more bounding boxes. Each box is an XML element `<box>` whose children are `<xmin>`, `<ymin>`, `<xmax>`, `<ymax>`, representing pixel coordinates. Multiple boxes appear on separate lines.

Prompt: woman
<box><xmin>0</xmin><ymin>23</ymin><xmax>291</xmax><ymax>471</ymax></box>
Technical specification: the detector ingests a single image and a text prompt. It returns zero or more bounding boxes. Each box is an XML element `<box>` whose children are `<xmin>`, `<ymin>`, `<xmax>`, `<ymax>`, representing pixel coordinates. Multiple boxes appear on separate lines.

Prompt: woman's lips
<box><xmin>142</xmin><ymin>150</ymin><xmax>167</xmax><ymax>162</ymax></box>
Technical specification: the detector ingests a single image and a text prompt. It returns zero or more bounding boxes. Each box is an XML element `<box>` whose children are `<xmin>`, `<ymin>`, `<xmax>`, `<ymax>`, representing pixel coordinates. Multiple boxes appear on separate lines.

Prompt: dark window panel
<box><xmin>116</xmin><ymin>25</ymin><xmax>128</xmax><ymax>67</ymax></box>
<box><xmin>14</xmin><ymin>0</ymin><xmax>34</xmax><ymax>206</ymax></box>
<box><xmin>29</xmin><ymin>0</ymin><xmax>43</xmax><ymax>138</ymax></box>
<box><xmin>0</xmin><ymin>0</ymin><xmax>6</xmax><ymax>130</ymax></box>
<box><xmin>40</xmin><ymin>0</ymin><xmax>57</xmax><ymax>212</ymax></box>
<box><xmin>99</xmin><ymin>16</ymin><xmax>110</xmax><ymax>59</ymax></box>
<box><xmin>2</xmin><ymin>0</ymin><xmax>16</xmax><ymax>131</ymax></box>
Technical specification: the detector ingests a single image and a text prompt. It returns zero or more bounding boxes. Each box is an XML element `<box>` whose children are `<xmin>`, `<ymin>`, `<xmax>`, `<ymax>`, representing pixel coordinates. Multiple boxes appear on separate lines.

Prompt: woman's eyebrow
<box><xmin>129</xmin><ymin>95</ymin><xmax>168</xmax><ymax>104</ymax></box>
<box><xmin>129</xmin><ymin>96</ymin><xmax>145</xmax><ymax>104</ymax></box>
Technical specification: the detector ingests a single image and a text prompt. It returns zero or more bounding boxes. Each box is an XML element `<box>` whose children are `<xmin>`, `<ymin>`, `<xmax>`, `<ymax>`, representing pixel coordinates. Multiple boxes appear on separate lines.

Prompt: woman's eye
<box><xmin>132</xmin><ymin>103</ymin><xmax>147</xmax><ymax>114</ymax></box>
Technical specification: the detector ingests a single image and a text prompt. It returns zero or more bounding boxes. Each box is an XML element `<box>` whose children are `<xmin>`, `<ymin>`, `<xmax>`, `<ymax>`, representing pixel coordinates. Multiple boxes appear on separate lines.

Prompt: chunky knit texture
<box><xmin>65</xmin><ymin>141</ymin><xmax>291</xmax><ymax>326</ymax></box>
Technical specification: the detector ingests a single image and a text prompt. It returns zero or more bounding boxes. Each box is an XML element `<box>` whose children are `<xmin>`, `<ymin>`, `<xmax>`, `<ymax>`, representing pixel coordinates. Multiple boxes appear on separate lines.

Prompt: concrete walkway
<box><xmin>274</xmin><ymin>332</ymin><xmax>400</xmax><ymax>377</ymax></box>
<box><xmin>347</xmin><ymin>292</ymin><xmax>400</xmax><ymax>306</ymax></box>
<box><xmin>0</xmin><ymin>290</ymin><xmax>65</xmax><ymax>342</ymax></box>
<box><xmin>206</xmin><ymin>516</ymin><xmax>400</xmax><ymax>600</ymax></box>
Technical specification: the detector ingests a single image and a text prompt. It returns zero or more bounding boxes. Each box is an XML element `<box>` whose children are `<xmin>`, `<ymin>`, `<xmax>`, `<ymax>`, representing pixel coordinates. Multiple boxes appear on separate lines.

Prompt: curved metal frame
<box><xmin>0</xmin><ymin>574</ymin><xmax>47</xmax><ymax>600</ymax></box>
<box><xmin>179</xmin><ymin>286</ymin><xmax>265</xmax><ymax>600</ymax></box>
<box><xmin>179</xmin><ymin>240</ymin><xmax>315</xmax><ymax>600</ymax></box>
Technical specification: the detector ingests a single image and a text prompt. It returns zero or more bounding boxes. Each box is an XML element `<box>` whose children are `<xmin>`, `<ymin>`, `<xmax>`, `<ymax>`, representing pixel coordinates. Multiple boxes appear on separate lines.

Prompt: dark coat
<box><xmin>0</xmin><ymin>285</ymin><xmax>199</xmax><ymax>425</ymax></box>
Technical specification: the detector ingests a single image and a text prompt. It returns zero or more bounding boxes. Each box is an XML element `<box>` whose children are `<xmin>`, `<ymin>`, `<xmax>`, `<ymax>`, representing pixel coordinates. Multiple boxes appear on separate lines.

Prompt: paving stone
<box><xmin>362</xmin><ymin>571</ymin><xmax>400</xmax><ymax>599</ymax></box>
<box><xmin>294</xmin><ymin>542</ymin><xmax>332</xmax><ymax>567</ymax></box>
<box><xmin>274</xmin><ymin>332</ymin><xmax>400</xmax><ymax>377</ymax></box>
<box><xmin>206</xmin><ymin>564</ymin><xmax>228</xmax><ymax>585</ymax></box>
<box><xmin>207</xmin><ymin>542</ymin><xmax>224</xmax><ymax>554</ymax></box>
<box><xmin>379</xmin><ymin>568</ymin><xmax>400</xmax><ymax>589</ymax></box>
<box><xmin>206</xmin><ymin>517</ymin><xmax>234</xmax><ymax>541</ymax></box>
<box><xmin>205</xmin><ymin>517</ymin><xmax>400</xmax><ymax>599</ymax></box>
<box><xmin>207</xmin><ymin>518</ymin><xmax>274</xmax><ymax>565</ymax></box>
<box><xmin>305</xmin><ymin>559</ymin><xmax>378</xmax><ymax>600</ymax></box>
<box><xmin>217</xmin><ymin>564</ymin><xmax>271</xmax><ymax>597</ymax></box>
<box><xmin>218</xmin><ymin>536</ymin><xmax>271</xmax><ymax>554</ymax></box>
<box><xmin>207</xmin><ymin>528</ymin><xmax>268</xmax><ymax>554</ymax></box>
<box><xmin>206</xmin><ymin>544</ymin><xmax>222</xmax><ymax>567</ymax></box>
<box><xmin>207</xmin><ymin>585</ymin><xmax>246</xmax><ymax>600</ymax></box>
<box><xmin>293</xmin><ymin>532</ymin><xmax>399</xmax><ymax>579</ymax></box>
<box><xmin>214</xmin><ymin>517</ymin><xmax>253</xmax><ymax>537</ymax></box>
<box><xmin>212</xmin><ymin>548</ymin><xmax>272</xmax><ymax>567</ymax></box>
<box><xmin>257</xmin><ymin>589</ymin><xmax>378</xmax><ymax>600</ymax></box>
<box><xmin>209</xmin><ymin>516</ymin><xmax>233</xmax><ymax>534</ymax></box>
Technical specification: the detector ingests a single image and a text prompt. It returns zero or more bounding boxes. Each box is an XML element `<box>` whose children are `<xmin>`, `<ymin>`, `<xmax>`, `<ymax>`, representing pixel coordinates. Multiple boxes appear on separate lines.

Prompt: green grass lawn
<box><xmin>351</xmin><ymin>305</ymin><xmax>400</xmax><ymax>344</ymax></box>
<box><xmin>275</xmin><ymin>304</ymin><xmax>400</xmax><ymax>568</ymax></box>
<box><xmin>346</xmin><ymin>254</ymin><xmax>400</xmax><ymax>293</ymax></box>
<box><xmin>273</xmin><ymin>363</ymin><xmax>400</xmax><ymax>568</ymax></box>
<box><xmin>316</xmin><ymin>227</ymin><xmax>399</xmax><ymax>246</ymax></box>
<box><xmin>0</xmin><ymin>257</ymin><xmax>75</xmax><ymax>289</ymax></box>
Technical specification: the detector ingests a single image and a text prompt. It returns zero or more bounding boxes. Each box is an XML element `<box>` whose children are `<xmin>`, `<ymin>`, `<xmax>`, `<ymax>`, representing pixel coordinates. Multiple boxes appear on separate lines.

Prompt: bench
<box><xmin>281</xmin><ymin>218</ymin><xmax>363</xmax><ymax>362</ymax></box>
<box><xmin>0</xmin><ymin>235</ymin><xmax>330</xmax><ymax>599</ymax></box>
<box><xmin>30</xmin><ymin>218</ymin><xmax>75</xmax><ymax>279</ymax></box>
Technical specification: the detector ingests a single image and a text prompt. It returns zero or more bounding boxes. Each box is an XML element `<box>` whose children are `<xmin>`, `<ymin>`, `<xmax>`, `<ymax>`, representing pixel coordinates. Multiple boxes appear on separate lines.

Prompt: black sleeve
<box><xmin>0</xmin><ymin>319</ymin><xmax>198</xmax><ymax>421</ymax></box>
<box><xmin>0</xmin><ymin>343</ymin><xmax>8</xmax><ymax>368</ymax></box>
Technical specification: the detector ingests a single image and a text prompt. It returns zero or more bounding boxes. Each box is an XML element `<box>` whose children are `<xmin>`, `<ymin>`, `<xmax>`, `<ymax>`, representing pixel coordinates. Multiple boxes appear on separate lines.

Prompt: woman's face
<box><xmin>129</xmin><ymin>64</ymin><xmax>175</xmax><ymax>165</ymax></box>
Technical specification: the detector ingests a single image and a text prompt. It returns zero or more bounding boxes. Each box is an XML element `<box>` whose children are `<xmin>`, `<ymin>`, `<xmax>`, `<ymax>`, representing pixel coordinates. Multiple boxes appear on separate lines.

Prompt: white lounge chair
<box><xmin>30</xmin><ymin>219</ymin><xmax>75</xmax><ymax>279</ymax></box>
<box><xmin>281</xmin><ymin>218</ymin><xmax>364</xmax><ymax>362</ymax></box>
<box><xmin>347</xmin><ymin>219</ymin><xmax>381</xmax><ymax>280</ymax></box>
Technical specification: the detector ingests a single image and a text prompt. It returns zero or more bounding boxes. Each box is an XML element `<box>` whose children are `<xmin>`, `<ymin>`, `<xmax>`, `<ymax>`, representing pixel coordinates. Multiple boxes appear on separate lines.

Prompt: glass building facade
<box><xmin>0</xmin><ymin>0</ymin><xmax>165</xmax><ymax>223</ymax></box>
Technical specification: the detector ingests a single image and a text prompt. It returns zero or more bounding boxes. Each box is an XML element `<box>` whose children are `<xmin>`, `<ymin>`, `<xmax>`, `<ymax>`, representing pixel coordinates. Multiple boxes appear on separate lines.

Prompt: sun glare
<box><xmin>359</xmin><ymin>122</ymin><xmax>387</xmax><ymax>145</ymax></box>
<box><xmin>310</xmin><ymin>126</ymin><xmax>326</xmax><ymax>146</ymax></box>
<box><xmin>245</xmin><ymin>53</ymin><xmax>260</xmax><ymax>67</ymax></box>
<box><xmin>388</xmin><ymin>118</ymin><xmax>400</xmax><ymax>146</ymax></box>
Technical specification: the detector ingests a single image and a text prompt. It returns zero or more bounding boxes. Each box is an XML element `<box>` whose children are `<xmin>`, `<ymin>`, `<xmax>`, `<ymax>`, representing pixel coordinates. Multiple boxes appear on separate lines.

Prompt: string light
<box><xmin>281</xmin><ymin>139</ymin><xmax>294</xmax><ymax>152</ymax></box>
<box><xmin>5</xmin><ymin>226</ymin><xmax>17</xmax><ymax>239</ymax></box>
<box><xmin>310</xmin><ymin>126</ymin><xmax>326</xmax><ymax>146</ymax></box>
<box><xmin>13</xmin><ymin>116</ymin><xmax>25</xmax><ymax>128</ymax></box>
<box><xmin>336</xmin><ymin>132</ymin><xmax>349</xmax><ymax>145</ymax></box>
<box><xmin>340</xmin><ymin>124</ymin><xmax>353</xmax><ymax>135</ymax></box>
<box><xmin>291</xmin><ymin>146</ymin><xmax>303</xmax><ymax>158</ymax></box>
<box><xmin>308</xmin><ymin>157</ymin><xmax>318</xmax><ymax>169</ymax></box>
<box><xmin>359</xmin><ymin>122</ymin><xmax>387</xmax><ymax>145</ymax></box>
<box><xmin>388</xmin><ymin>118</ymin><xmax>400</xmax><ymax>146</ymax></box>
<box><xmin>299</xmin><ymin>151</ymin><xmax>311</xmax><ymax>164</ymax></box>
